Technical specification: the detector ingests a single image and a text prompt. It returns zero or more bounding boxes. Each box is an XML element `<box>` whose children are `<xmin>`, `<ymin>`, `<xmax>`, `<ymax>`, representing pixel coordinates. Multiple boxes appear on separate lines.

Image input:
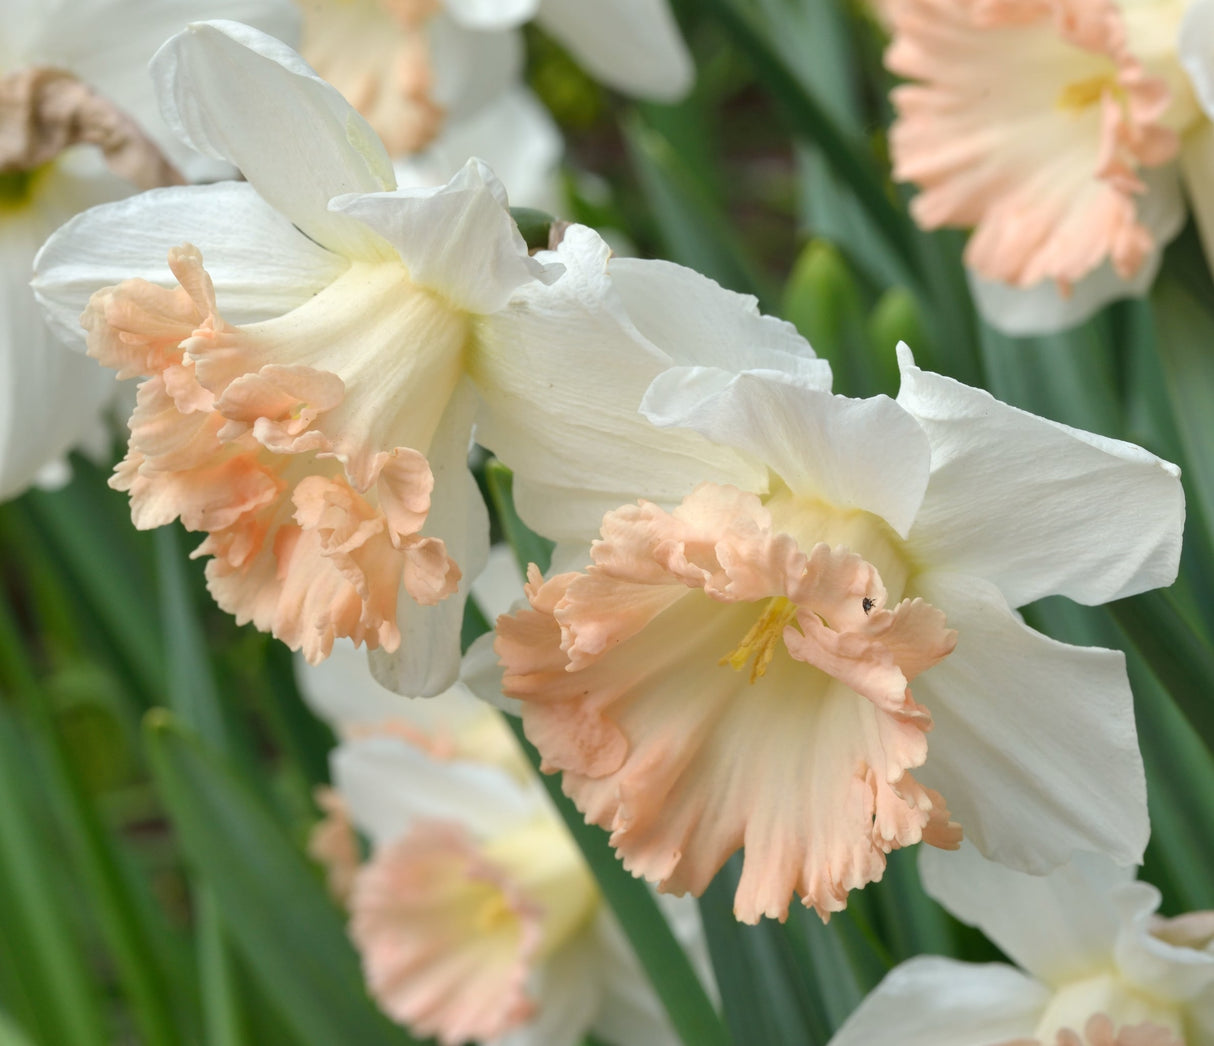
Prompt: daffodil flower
<box><xmin>0</xmin><ymin>0</ymin><xmax>297</xmax><ymax>500</ymax></box>
<box><xmin>298</xmin><ymin>627</ymin><xmax>708</xmax><ymax>1046</ymax></box>
<box><xmin>829</xmin><ymin>843</ymin><xmax>1214</xmax><ymax>1046</ymax></box>
<box><xmin>886</xmin><ymin>0</ymin><xmax>1214</xmax><ymax>334</ymax></box>
<box><xmin>296</xmin><ymin>0</ymin><xmax>692</xmax><ymax>157</ymax></box>
<box><xmin>494</xmin><ymin>344</ymin><xmax>1184</xmax><ymax>922</ymax></box>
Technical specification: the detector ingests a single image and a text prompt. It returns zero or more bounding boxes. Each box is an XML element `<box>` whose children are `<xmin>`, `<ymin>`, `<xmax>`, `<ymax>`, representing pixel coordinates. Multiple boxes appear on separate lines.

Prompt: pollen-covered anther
<box><xmin>720</xmin><ymin>595</ymin><xmax>800</xmax><ymax>682</ymax></box>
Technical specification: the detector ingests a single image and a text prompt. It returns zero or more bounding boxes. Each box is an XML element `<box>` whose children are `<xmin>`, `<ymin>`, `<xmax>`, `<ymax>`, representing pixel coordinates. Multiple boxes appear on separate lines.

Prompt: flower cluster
<box><xmin>21</xmin><ymin>10</ymin><xmax>1199</xmax><ymax>1046</ymax></box>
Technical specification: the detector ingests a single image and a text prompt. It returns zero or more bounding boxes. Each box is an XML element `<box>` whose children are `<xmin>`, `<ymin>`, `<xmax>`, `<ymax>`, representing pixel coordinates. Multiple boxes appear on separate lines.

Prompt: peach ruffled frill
<box><xmin>497</xmin><ymin>483</ymin><xmax>961</xmax><ymax>923</ymax></box>
<box><xmin>84</xmin><ymin>245</ymin><xmax>460</xmax><ymax>663</ymax></box>
<box><xmin>887</xmin><ymin>0</ymin><xmax>1179</xmax><ymax>291</ymax></box>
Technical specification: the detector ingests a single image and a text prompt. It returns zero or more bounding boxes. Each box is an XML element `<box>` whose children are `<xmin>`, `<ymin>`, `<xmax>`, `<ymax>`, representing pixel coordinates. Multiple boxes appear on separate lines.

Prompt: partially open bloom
<box><xmin>302</xmin><ymin>641</ymin><xmax>704</xmax><ymax>1046</ymax></box>
<box><xmin>494</xmin><ymin>343</ymin><xmax>1183</xmax><ymax>923</ymax></box>
<box><xmin>886</xmin><ymin>0</ymin><xmax>1214</xmax><ymax>333</ymax></box>
<box><xmin>34</xmin><ymin>21</ymin><xmax>661</xmax><ymax>691</ymax></box>
<box><xmin>0</xmin><ymin>0</ymin><xmax>297</xmax><ymax>500</ymax></box>
<box><xmin>829</xmin><ymin>843</ymin><xmax>1214</xmax><ymax>1046</ymax></box>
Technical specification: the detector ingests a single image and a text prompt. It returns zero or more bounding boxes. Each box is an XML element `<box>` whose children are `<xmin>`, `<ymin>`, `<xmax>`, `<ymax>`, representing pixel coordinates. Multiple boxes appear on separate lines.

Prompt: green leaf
<box><xmin>143</xmin><ymin>712</ymin><xmax>417</xmax><ymax>1046</ymax></box>
<box><xmin>699</xmin><ymin>858</ymin><xmax>830</xmax><ymax>1045</ymax></box>
<box><xmin>621</xmin><ymin>111</ymin><xmax>774</xmax><ymax>307</ymax></box>
<box><xmin>698</xmin><ymin>0</ymin><xmax>918</xmax><ymax>276</ymax></box>
<box><xmin>504</xmin><ymin>718</ymin><xmax>730</xmax><ymax>1046</ymax></box>
<box><xmin>483</xmin><ymin>460</ymin><xmax>554</xmax><ymax>577</ymax></box>
<box><xmin>510</xmin><ymin>207</ymin><xmax>555</xmax><ymax>252</ymax></box>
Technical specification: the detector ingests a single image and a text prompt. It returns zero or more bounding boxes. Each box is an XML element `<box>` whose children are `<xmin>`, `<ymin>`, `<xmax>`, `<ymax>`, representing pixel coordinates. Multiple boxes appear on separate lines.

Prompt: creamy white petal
<box><xmin>429</xmin><ymin>13</ymin><xmax>526</xmax><ymax>121</ymax></box>
<box><xmin>332</xmin><ymin>159</ymin><xmax>558</xmax><ymax>315</ymax></box>
<box><xmin>296</xmin><ymin>639</ymin><xmax>427</xmax><ymax>728</ymax></box>
<box><xmin>1181</xmin><ymin>0</ymin><xmax>1214</xmax><ymax>120</ymax></box>
<box><xmin>897</xmin><ymin>344</ymin><xmax>1183</xmax><ymax>607</ymax></box>
<box><xmin>393</xmin><ymin>87</ymin><xmax>562</xmax><ymax>212</ymax></box>
<box><xmin>919</xmin><ymin>843</ymin><xmax>1133</xmax><ymax>989</ymax></box>
<box><xmin>642</xmin><ymin>368</ymin><xmax>932</xmax><ymax>537</ymax></box>
<box><xmin>331</xmin><ymin>736</ymin><xmax>539</xmax><ymax>847</ymax></box>
<box><xmin>150</xmin><ymin>20</ymin><xmax>394</xmax><ymax>259</ymax></box>
<box><xmin>536</xmin><ymin>0</ymin><xmax>693</xmax><ymax>102</ymax></box>
<box><xmin>472</xmin><ymin>226</ymin><xmax>762</xmax><ymax>543</ymax></box>
<box><xmin>608</xmin><ymin>257</ymin><xmax>828</xmax><ymax>384</ymax></box>
<box><xmin>369</xmin><ymin>379</ymin><xmax>488</xmax><ymax>697</ymax></box>
<box><xmin>443</xmin><ymin>0</ymin><xmax>540</xmax><ymax>30</ymax></box>
<box><xmin>967</xmin><ymin>166</ymin><xmax>1185</xmax><ymax>336</ymax></box>
<box><xmin>0</xmin><ymin>200</ymin><xmax>115</xmax><ymax>500</ymax></box>
<box><xmin>1182</xmin><ymin>124</ymin><xmax>1214</xmax><ymax>273</ymax></box>
<box><xmin>32</xmin><ymin>0</ymin><xmax>301</xmax><ymax>180</ymax></box>
<box><xmin>1112</xmin><ymin>882</ymin><xmax>1214</xmax><ymax>1002</ymax></box>
<box><xmin>33</xmin><ymin>181</ymin><xmax>348</xmax><ymax>347</ymax></box>
<box><xmin>827</xmin><ymin>956</ymin><xmax>1047</xmax><ymax>1046</ymax></box>
<box><xmin>911</xmin><ymin>571</ymin><xmax>1147</xmax><ymax>872</ymax></box>
<box><xmin>588</xmin><ymin>912</ymin><xmax>681</xmax><ymax>1046</ymax></box>
<box><xmin>493</xmin><ymin>925</ymin><xmax>602</xmax><ymax>1046</ymax></box>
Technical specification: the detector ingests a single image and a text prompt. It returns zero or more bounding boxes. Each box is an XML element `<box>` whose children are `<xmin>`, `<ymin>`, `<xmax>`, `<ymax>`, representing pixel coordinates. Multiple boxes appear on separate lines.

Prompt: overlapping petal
<box><xmin>897</xmin><ymin>345</ymin><xmax>1183</xmax><ymax>607</ymax></box>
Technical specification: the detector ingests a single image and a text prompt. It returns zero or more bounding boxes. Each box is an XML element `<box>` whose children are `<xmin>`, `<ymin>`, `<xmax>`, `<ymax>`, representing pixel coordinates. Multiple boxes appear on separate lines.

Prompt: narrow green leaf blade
<box><xmin>143</xmin><ymin>712</ymin><xmax>417</xmax><ymax>1046</ymax></box>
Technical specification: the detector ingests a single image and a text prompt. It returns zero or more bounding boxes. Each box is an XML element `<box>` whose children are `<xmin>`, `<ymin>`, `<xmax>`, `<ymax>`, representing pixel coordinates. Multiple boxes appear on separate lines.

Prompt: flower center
<box><xmin>1057</xmin><ymin>73</ymin><xmax>1120</xmax><ymax>113</ymax></box>
<box><xmin>1027</xmin><ymin>974</ymin><xmax>1185</xmax><ymax>1046</ymax></box>
<box><xmin>481</xmin><ymin>816</ymin><xmax>599</xmax><ymax>963</ymax></box>
<box><xmin>721</xmin><ymin>595</ymin><xmax>800</xmax><ymax>682</ymax></box>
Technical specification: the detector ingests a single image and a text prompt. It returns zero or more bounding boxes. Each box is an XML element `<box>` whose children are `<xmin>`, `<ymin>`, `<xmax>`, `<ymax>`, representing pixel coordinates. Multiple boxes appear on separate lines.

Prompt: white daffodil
<box><xmin>297</xmin><ymin>623</ymin><xmax>706</xmax><ymax>1046</ymax></box>
<box><xmin>886</xmin><ymin>0</ymin><xmax>1214</xmax><ymax>335</ymax></box>
<box><xmin>493</xmin><ymin>341</ymin><xmax>1183</xmax><ymax>923</ymax></box>
<box><xmin>0</xmin><ymin>0</ymin><xmax>297</xmax><ymax>500</ymax></box>
<box><xmin>830</xmin><ymin>843</ymin><xmax>1214</xmax><ymax>1046</ymax></box>
<box><xmin>294</xmin><ymin>0</ymin><xmax>691</xmax><ymax>161</ymax></box>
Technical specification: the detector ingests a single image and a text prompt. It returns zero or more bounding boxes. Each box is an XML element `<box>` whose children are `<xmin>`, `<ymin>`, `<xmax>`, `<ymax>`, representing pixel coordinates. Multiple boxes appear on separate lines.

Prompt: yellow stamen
<box><xmin>720</xmin><ymin>596</ymin><xmax>799</xmax><ymax>683</ymax></box>
<box><xmin>475</xmin><ymin>891</ymin><xmax>517</xmax><ymax>934</ymax></box>
<box><xmin>1057</xmin><ymin>73</ymin><xmax>1118</xmax><ymax>112</ymax></box>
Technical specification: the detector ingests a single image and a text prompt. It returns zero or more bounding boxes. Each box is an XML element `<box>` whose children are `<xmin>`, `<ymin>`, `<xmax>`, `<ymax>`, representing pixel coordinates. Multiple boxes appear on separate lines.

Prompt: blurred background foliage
<box><xmin>3</xmin><ymin>0</ymin><xmax>1214</xmax><ymax>1043</ymax></box>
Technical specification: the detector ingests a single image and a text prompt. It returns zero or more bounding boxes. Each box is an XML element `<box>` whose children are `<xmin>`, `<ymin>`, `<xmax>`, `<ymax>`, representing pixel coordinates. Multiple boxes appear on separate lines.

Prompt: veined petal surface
<box><xmin>909</xmin><ymin>571</ymin><xmax>1147</xmax><ymax>873</ymax></box>
<box><xmin>897</xmin><ymin>344</ymin><xmax>1183</xmax><ymax>607</ymax></box>
<box><xmin>151</xmin><ymin>20</ymin><xmax>395</xmax><ymax>259</ymax></box>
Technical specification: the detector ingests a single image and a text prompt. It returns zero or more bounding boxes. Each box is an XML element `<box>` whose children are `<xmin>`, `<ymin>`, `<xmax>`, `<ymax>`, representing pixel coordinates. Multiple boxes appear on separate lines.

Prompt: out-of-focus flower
<box><xmin>0</xmin><ymin>0</ymin><xmax>298</xmax><ymax>501</ymax></box>
<box><xmin>494</xmin><ymin>342</ymin><xmax>1183</xmax><ymax>923</ymax></box>
<box><xmin>32</xmin><ymin>22</ymin><xmax>660</xmax><ymax>693</ymax></box>
<box><xmin>299</xmin><ymin>629</ymin><xmax>704</xmax><ymax>1046</ymax></box>
<box><xmin>829</xmin><ymin>842</ymin><xmax>1214</xmax><ymax>1046</ymax></box>
<box><xmin>886</xmin><ymin>0</ymin><xmax>1214</xmax><ymax>334</ymax></box>
<box><xmin>295</xmin><ymin>0</ymin><xmax>692</xmax><ymax>157</ymax></box>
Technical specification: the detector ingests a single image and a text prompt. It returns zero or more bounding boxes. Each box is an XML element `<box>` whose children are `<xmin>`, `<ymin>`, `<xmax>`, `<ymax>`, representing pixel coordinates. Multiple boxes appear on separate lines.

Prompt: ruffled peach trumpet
<box><xmin>499</xmin><ymin>482</ymin><xmax>962</xmax><ymax>922</ymax></box>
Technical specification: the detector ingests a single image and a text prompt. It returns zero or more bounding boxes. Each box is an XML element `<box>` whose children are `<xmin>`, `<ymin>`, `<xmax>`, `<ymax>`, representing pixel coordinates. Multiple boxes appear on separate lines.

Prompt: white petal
<box><xmin>150</xmin><ymin>20</ymin><xmax>394</xmax><ymax>258</ymax></box>
<box><xmin>332</xmin><ymin>159</ymin><xmax>558</xmax><ymax>315</ymax></box>
<box><xmin>967</xmin><ymin>166</ymin><xmax>1185</xmax><ymax>336</ymax></box>
<box><xmin>911</xmin><ymin>571</ymin><xmax>1148</xmax><ymax>872</ymax></box>
<box><xmin>494</xmin><ymin>925</ymin><xmax>602</xmax><ymax>1046</ymax></box>
<box><xmin>643</xmin><ymin>368</ymin><xmax>931</xmax><ymax>536</ymax></box>
<box><xmin>1112</xmin><ymin>881</ymin><xmax>1214</xmax><ymax>1002</ymax></box>
<box><xmin>471</xmin><ymin>545</ymin><xmax>526</xmax><ymax>622</ymax></box>
<box><xmin>369</xmin><ymin>379</ymin><xmax>488</xmax><ymax>697</ymax></box>
<box><xmin>1182</xmin><ymin>124</ymin><xmax>1214</xmax><ymax>274</ymax></box>
<box><xmin>32</xmin><ymin>0</ymin><xmax>301</xmax><ymax>180</ymax></box>
<box><xmin>608</xmin><ymin>256</ymin><xmax>828</xmax><ymax>384</ymax></box>
<box><xmin>586</xmin><ymin>911</ymin><xmax>681</xmax><ymax>1046</ymax></box>
<box><xmin>919</xmin><ymin>843</ymin><xmax>1133</xmax><ymax>988</ymax></box>
<box><xmin>461</xmin><ymin>629</ymin><xmax>525</xmax><ymax>718</ymax></box>
<box><xmin>0</xmin><ymin>211</ymin><xmax>114</xmax><ymax>501</ymax></box>
<box><xmin>1181</xmin><ymin>0</ymin><xmax>1214</xmax><ymax>120</ymax></box>
<box><xmin>472</xmin><ymin>226</ymin><xmax>763</xmax><ymax>543</ymax></box>
<box><xmin>429</xmin><ymin>14</ymin><xmax>525</xmax><ymax>121</ymax></box>
<box><xmin>897</xmin><ymin>344</ymin><xmax>1184</xmax><ymax>607</ymax></box>
<box><xmin>393</xmin><ymin>87</ymin><xmax>562</xmax><ymax>213</ymax></box>
<box><xmin>829</xmin><ymin>956</ymin><xmax>1047</xmax><ymax>1046</ymax></box>
<box><xmin>331</xmin><ymin>736</ymin><xmax>539</xmax><ymax>847</ymax></box>
<box><xmin>33</xmin><ymin>182</ymin><xmax>347</xmax><ymax>348</ymax></box>
<box><xmin>295</xmin><ymin>638</ymin><xmax>437</xmax><ymax>728</ymax></box>
<box><xmin>536</xmin><ymin>0</ymin><xmax>693</xmax><ymax>101</ymax></box>
<box><xmin>444</xmin><ymin>0</ymin><xmax>540</xmax><ymax>30</ymax></box>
